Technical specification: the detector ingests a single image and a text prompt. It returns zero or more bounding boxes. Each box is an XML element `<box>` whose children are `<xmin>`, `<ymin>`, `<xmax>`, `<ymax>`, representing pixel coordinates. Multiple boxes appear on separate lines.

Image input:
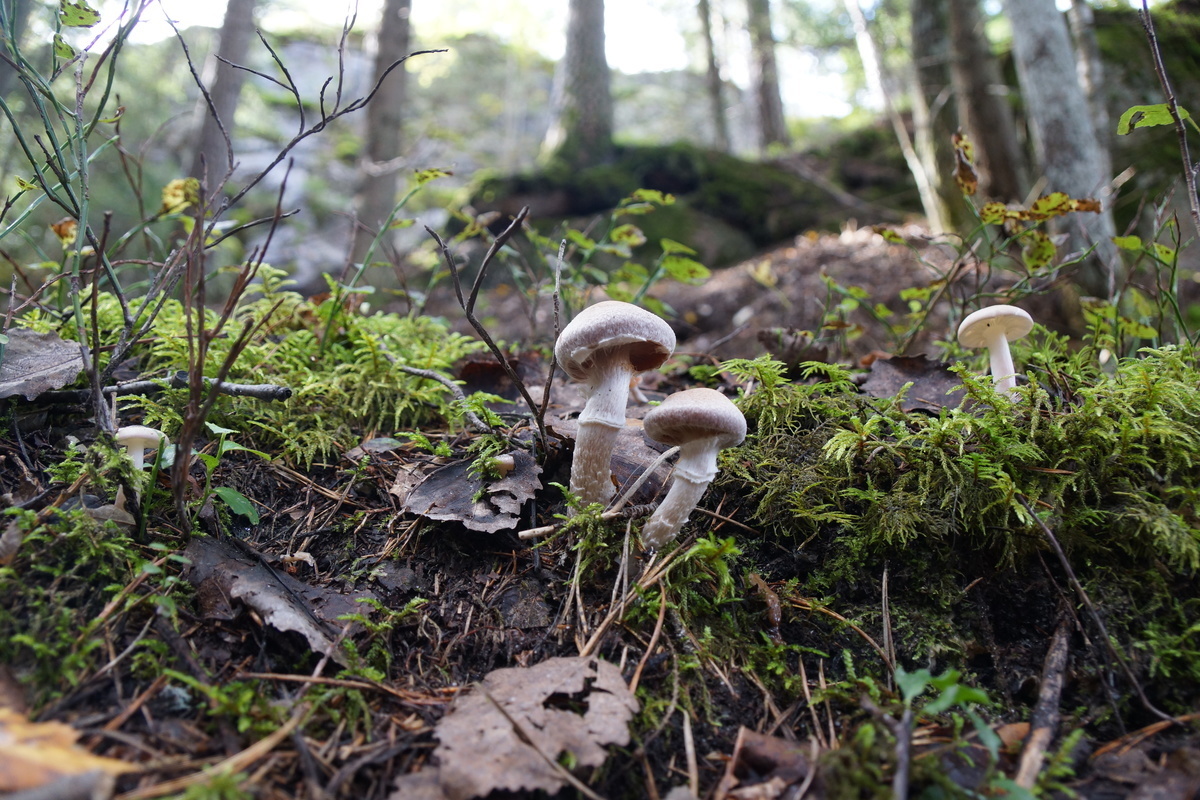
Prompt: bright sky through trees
<box><xmin>108</xmin><ymin>0</ymin><xmax>850</xmax><ymax>117</ymax></box>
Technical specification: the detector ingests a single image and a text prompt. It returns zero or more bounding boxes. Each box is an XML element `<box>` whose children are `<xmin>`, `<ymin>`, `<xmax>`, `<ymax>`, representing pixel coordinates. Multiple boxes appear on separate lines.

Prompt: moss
<box><xmin>470</xmin><ymin>142</ymin><xmax>839</xmax><ymax>263</ymax></box>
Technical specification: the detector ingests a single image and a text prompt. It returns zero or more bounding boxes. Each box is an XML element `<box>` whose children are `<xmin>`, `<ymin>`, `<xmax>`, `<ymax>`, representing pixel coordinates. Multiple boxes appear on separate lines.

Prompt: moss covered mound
<box><xmin>470</xmin><ymin>143</ymin><xmax>843</xmax><ymax>261</ymax></box>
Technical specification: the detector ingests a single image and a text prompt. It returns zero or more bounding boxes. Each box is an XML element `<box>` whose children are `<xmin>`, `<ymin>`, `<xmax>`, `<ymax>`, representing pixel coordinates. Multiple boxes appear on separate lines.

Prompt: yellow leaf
<box><xmin>0</xmin><ymin>708</ymin><xmax>136</xmax><ymax>791</ymax></box>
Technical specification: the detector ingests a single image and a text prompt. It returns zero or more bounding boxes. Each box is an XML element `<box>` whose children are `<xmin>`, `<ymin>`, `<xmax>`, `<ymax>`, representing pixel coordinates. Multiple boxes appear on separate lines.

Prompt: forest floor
<box><xmin>3</xmin><ymin>227</ymin><xmax>1200</xmax><ymax>800</ymax></box>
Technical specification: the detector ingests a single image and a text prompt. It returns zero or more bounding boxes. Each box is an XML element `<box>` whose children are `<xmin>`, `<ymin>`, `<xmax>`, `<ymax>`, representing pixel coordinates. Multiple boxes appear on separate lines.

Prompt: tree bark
<box><xmin>189</xmin><ymin>0</ymin><xmax>259</xmax><ymax>191</ymax></box>
<box><xmin>1067</xmin><ymin>0</ymin><xmax>1112</xmax><ymax>194</ymax></box>
<box><xmin>1005</xmin><ymin>0</ymin><xmax>1120</xmax><ymax>298</ymax></box>
<box><xmin>351</xmin><ymin>0</ymin><xmax>412</xmax><ymax>264</ymax></box>
<box><xmin>745</xmin><ymin>0</ymin><xmax>790</xmax><ymax>153</ymax></box>
<box><xmin>698</xmin><ymin>0</ymin><xmax>730</xmax><ymax>152</ymax></box>
<box><xmin>844</xmin><ymin>0</ymin><xmax>947</xmax><ymax>231</ymax></box>
<box><xmin>542</xmin><ymin>0</ymin><xmax>613</xmax><ymax>168</ymax></box>
<box><xmin>910</xmin><ymin>0</ymin><xmax>969</xmax><ymax>230</ymax></box>
<box><xmin>947</xmin><ymin>0</ymin><xmax>1028</xmax><ymax>202</ymax></box>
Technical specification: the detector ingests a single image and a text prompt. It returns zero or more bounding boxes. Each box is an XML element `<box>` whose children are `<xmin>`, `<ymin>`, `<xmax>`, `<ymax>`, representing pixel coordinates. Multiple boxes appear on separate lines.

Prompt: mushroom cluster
<box><xmin>556</xmin><ymin>301</ymin><xmax>745</xmax><ymax>550</ymax></box>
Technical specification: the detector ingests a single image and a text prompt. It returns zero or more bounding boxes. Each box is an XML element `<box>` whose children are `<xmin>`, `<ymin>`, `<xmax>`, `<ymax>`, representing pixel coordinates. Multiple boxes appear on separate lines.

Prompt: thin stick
<box><xmin>628</xmin><ymin>587</ymin><xmax>669</xmax><ymax>693</ymax></box>
<box><xmin>1015</xmin><ymin>617</ymin><xmax>1071</xmax><ymax>789</ymax></box>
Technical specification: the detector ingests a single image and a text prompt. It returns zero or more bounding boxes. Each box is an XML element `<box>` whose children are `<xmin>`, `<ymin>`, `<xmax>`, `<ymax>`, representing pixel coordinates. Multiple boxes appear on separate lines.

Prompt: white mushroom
<box><xmin>640</xmin><ymin>388</ymin><xmax>746</xmax><ymax>550</ymax></box>
<box><xmin>115</xmin><ymin>425</ymin><xmax>167</xmax><ymax>473</ymax></box>
<box><xmin>957</xmin><ymin>305</ymin><xmax>1034</xmax><ymax>398</ymax></box>
<box><xmin>555</xmin><ymin>301</ymin><xmax>676</xmax><ymax>507</ymax></box>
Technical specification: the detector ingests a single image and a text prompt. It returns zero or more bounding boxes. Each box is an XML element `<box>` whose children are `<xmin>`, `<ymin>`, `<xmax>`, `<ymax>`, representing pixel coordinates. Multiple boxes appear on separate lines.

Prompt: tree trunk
<box><xmin>910</xmin><ymin>0</ymin><xmax>969</xmax><ymax>230</ymax></box>
<box><xmin>844</xmin><ymin>0</ymin><xmax>947</xmax><ymax>232</ymax></box>
<box><xmin>745</xmin><ymin>0</ymin><xmax>790</xmax><ymax>153</ymax></box>
<box><xmin>1066</xmin><ymin>0</ymin><xmax>1112</xmax><ymax>193</ymax></box>
<box><xmin>189</xmin><ymin>0</ymin><xmax>259</xmax><ymax>191</ymax></box>
<box><xmin>1004</xmin><ymin>0</ymin><xmax>1120</xmax><ymax>298</ymax></box>
<box><xmin>351</xmin><ymin>0</ymin><xmax>412</xmax><ymax>264</ymax></box>
<box><xmin>947</xmin><ymin>0</ymin><xmax>1027</xmax><ymax>202</ymax></box>
<box><xmin>542</xmin><ymin>0</ymin><xmax>613</xmax><ymax>168</ymax></box>
<box><xmin>698</xmin><ymin>0</ymin><xmax>730</xmax><ymax>152</ymax></box>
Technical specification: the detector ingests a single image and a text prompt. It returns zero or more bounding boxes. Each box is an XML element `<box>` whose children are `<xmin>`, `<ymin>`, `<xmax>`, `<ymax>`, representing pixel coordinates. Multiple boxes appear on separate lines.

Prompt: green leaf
<box><xmin>565</xmin><ymin>229</ymin><xmax>595</xmax><ymax>250</ymax></box>
<box><xmin>213</xmin><ymin>487</ymin><xmax>260</xmax><ymax>524</ymax></box>
<box><xmin>1022</xmin><ymin>230</ymin><xmax>1056</xmax><ymax>271</ymax></box>
<box><xmin>895</xmin><ymin>666</ymin><xmax>933</xmax><ymax>704</ymax></box>
<box><xmin>206</xmin><ymin>421</ymin><xmax>239</xmax><ymax>436</ymax></box>
<box><xmin>14</xmin><ymin>176</ymin><xmax>38</xmax><ymax>192</ymax></box>
<box><xmin>59</xmin><ymin>0</ymin><xmax>100</xmax><ymax>27</ymax></box>
<box><xmin>610</xmin><ymin>224</ymin><xmax>646</xmax><ymax>248</ymax></box>
<box><xmin>53</xmin><ymin>34</ymin><xmax>76</xmax><ymax>59</ymax></box>
<box><xmin>875</xmin><ymin>227</ymin><xmax>906</xmax><ymax>244</ymax></box>
<box><xmin>1117</xmin><ymin>103</ymin><xmax>1190</xmax><ymax>135</ymax></box>
<box><xmin>661</xmin><ymin>254</ymin><xmax>710</xmax><ymax>284</ymax></box>
<box><xmin>660</xmin><ymin>238</ymin><xmax>697</xmax><ymax>256</ymax></box>
<box><xmin>1112</xmin><ymin>235</ymin><xmax>1144</xmax><ymax>251</ymax></box>
<box><xmin>628</xmin><ymin>188</ymin><xmax>674</xmax><ymax>206</ymax></box>
<box><xmin>1152</xmin><ymin>242</ymin><xmax>1176</xmax><ymax>263</ymax></box>
<box><xmin>413</xmin><ymin>167</ymin><xmax>452</xmax><ymax>185</ymax></box>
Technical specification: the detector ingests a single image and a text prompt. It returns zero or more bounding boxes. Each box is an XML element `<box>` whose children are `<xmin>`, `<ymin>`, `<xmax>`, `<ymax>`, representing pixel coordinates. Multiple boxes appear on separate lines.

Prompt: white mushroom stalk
<box><xmin>957</xmin><ymin>305</ymin><xmax>1034</xmax><ymax>399</ymax></box>
<box><xmin>556</xmin><ymin>301</ymin><xmax>675</xmax><ymax>507</ymax></box>
<box><xmin>641</xmin><ymin>388</ymin><xmax>746</xmax><ymax>550</ymax></box>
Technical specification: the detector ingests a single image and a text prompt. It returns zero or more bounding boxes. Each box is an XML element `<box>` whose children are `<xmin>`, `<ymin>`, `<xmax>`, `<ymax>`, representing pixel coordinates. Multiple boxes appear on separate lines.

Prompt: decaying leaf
<box><xmin>0</xmin><ymin>707</ymin><xmax>136</xmax><ymax>792</ymax></box>
<box><xmin>714</xmin><ymin>727</ymin><xmax>819</xmax><ymax>800</ymax></box>
<box><xmin>0</xmin><ymin>328</ymin><xmax>85</xmax><ymax>401</ymax></box>
<box><xmin>183</xmin><ymin>536</ymin><xmax>374</xmax><ymax>665</ymax></box>
<box><xmin>401</xmin><ymin>450</ymin><xmax>541</xmax><ymax>533</ymax></box>
<box><xmin>390</xmin><ymin>656</ymin><xmax>638</xmax><ymax>799</ymax></box>
<box><xmin>861</xmin><ymin>354</ymin><xmax>966</xmax><ymax>412</ymax></box>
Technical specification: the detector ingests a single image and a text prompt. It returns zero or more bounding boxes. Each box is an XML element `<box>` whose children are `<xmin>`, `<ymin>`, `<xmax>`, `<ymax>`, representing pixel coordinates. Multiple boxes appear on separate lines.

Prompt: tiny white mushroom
<box><xmin>640</xmin><ymin>388</ymin><xmax>746</xmax><ymax>550</ymax></box>
<box><xmin>115</xmin><ymin>425</ymin><xmax>167</xmax><ymax>473</ymax></box>
<box><xmin>555</xmin><ymin>301</ymin><xmax>676</xmax><ymax>507</ymax></box>
<box><xmin>957</xmin><ymin>305</ymin><xmax>1034</xmax><ymax>398</ymax></box>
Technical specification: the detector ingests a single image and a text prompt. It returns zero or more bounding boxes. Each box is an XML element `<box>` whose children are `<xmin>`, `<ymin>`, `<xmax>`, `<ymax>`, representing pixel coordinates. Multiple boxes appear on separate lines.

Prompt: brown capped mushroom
<box><xmin>555</xmin><ymin>301</ymin><xmax>675</xmax><ymax>506</ymax></box>
<box><xmin>640</xmin><ymin>388</ymin><xmax>746</xmax><ymax>549</ymax></box>
<box><xmin>957</xmin><ymin>305</ymin><xmax>1034</xmax><ymax>398</ymax></box>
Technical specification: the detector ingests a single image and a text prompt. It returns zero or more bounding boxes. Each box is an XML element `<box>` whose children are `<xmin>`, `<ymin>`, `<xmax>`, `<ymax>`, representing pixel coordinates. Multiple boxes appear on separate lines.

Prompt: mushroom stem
<box><xmin>983</xmin><ymin>328</ymin><xmax>1019</xmax><ymax>396</ymax></box>
<box><xmin>125</xmin><ymin>446</ymin><xmax>146</xmax><ymax>473</ymax></box>
<box><xmin>570</xmin><ymin>359</ymin><xmax>635</xmax><ymax>506</ymax></box>
<box><xmin>641</xmin><ymin>440</ymin><xmax>721</xmax><ymax>549</ymax></box>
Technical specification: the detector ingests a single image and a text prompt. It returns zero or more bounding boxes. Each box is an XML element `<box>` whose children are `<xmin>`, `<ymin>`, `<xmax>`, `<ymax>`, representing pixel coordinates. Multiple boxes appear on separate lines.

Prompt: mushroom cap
<box><xmin>643</xmin><ymin>388</ymin><xmax>747</xmax><ymax>449</ymax></box>
<box><xmin>555</xmin><ymin>301</ymin><xmax>675</xmax><ymax>382</ymax></box>
<box><xmin>115</xmin><ymin>425</ymin><xmax>167</xmax><ymax>447</ymax></box>
<box><xmin>957</xmin><ymin>305</ymin><xmax>1034</xmax><ymax>348</ymax></box>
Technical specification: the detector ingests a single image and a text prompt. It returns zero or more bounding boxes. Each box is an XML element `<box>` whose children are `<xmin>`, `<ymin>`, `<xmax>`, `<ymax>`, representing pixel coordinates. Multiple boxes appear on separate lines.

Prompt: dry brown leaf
<box><xmin>0</xmin><ymin>707</ymin><xmax>136</xmax><ymax>791</ymax></box>
<box><xmin>0</xmin><ymin>328</ymin><xmax>85</xmax><ymax>401</ymax></box>
<box><xmin>390</xmin><ymin>656</ymin><xmax>638</xmax><ymax>799</ymax></box>
<box><xmin>401</xmin><ymin>450</ymin><xmax>542</xmax><ymax>533</ymax></box>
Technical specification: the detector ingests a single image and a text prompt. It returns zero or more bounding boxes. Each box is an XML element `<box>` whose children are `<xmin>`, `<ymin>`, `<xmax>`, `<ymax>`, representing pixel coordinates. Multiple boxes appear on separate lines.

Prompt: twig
<box><xmin>628</xmin><ymin>587</ymin><xmax>669</xmax><ymax>693</ymax></box>
<box><xmin>1017</xmin><ymin>495</ymin><xmax>1175</xmax><ymax>724</ymax></box>
<box><xmin>1138</xmin><ymin>0</ymin><xmax>1200</xmax><ymax>243</ymax></box>
<box><xmin>861</xmin><ymin>696</ymin><xmax>913</xmax><ymax>800</ymax></box>
<box><xmin>427</xmin><ymin>213</ymin><xmax>550</xmax><ymax>448</ymax></box>
<box><xmin>1015</xmin><ymin>616</ymin><xmax>1071</xmax><ymax>789</ymax></box>
<box><xmin>396</xmin><ymin>364</ymin><xmax>492</xmax><ymax>433</ymax></box>
<box><xmin>518</xmin><ymin>503</ymin><xmax>659</xmax><ymax>541</ymax></box>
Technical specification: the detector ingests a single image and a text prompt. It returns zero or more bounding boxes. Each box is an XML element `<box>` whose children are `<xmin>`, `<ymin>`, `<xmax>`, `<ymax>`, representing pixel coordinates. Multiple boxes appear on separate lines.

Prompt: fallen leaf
<box><xmin>0</xmin><ymin>707</ymin><xmax>136</xmax><ymax>791</ymax></box>
<box><xmin>390</xmin><ymin>656</ymin><xmax>638</xmax><ymax>799</ymax></box>
<box><xmin>183</xmin><ymin>536</ymin><xmax>375</xmax><ymax>665</ymax></box>
<box><xmin>860</xmin><ymin>354</ymin><xmax>966</xmax><ymax>412</ymax></box>
<box><xmin>402</xmin><ymin>450</ymin><xmax>541</xmax><ymax>533</ymax></box>
<box><xmin>0</xmin><ymin>328</ymin><xmax>85</xmax><ymax>401</ymax></box>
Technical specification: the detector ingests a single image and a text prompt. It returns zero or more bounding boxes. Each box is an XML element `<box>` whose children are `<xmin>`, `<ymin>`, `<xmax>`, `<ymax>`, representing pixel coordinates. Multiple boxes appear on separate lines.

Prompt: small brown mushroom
<box><xmin>555</xmin><ymin>301</ymin><xmax>676</xmax><ymax>507</ymax></box>
<box><xmin>640</xmin><ymin>388</ymin><xmax>746</xmax><ymax>549</ymax></box>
